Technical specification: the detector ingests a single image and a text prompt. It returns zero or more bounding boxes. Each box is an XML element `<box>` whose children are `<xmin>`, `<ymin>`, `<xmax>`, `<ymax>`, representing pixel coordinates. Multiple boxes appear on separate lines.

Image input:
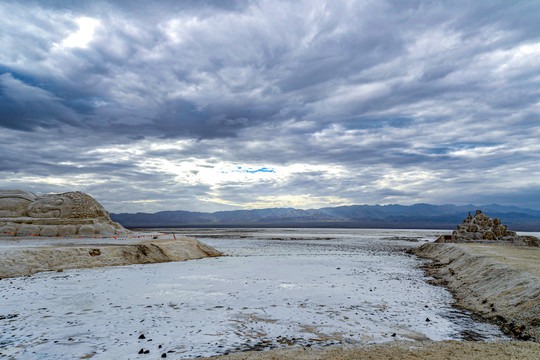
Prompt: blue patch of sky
<box><xmin>221</xmin><ymin>166</ymin><xmax>276</xmax><ymax>174</ymax></box>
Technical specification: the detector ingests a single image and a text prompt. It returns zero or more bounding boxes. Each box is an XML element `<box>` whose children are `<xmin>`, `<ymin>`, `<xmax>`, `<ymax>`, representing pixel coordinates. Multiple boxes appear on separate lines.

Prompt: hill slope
<box><xmin>111</xmin><ymin>204</ymin><xmax>540</xmax><ymax>231</ymax></box>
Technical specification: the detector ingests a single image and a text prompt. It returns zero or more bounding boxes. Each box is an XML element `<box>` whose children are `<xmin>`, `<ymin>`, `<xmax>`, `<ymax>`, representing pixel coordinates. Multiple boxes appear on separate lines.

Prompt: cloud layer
<box><xmin>1</xmin><ymin>0</ymin><xmax>539</xmax><ymax>212</ymax></box>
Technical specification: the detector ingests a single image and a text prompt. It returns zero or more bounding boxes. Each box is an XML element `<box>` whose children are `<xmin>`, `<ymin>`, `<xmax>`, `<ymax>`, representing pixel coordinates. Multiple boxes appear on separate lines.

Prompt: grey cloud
<box><xmin>0</xmin><ymin>0</ymin><xmax>539</xmax><ymax>211</ymax></box>
<box><xmin>0</xmin><ymin>73</ymin><xmax>86</xmax><ymax>130</ymax></box>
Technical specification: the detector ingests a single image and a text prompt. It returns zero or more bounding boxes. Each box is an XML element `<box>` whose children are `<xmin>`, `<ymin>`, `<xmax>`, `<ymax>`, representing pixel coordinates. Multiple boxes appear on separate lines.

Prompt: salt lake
<box><xmin>0</xmin><ymin>228</ymin><xmax>508</xmax><ymax>359</ymax></box>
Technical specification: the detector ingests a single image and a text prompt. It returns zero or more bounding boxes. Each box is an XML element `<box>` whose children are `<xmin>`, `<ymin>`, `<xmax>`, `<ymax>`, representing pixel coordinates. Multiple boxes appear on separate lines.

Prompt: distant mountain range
<box><xmin>110</xmin><ymin>203</ymin><xmax>540</xmax><ymax>231</ymax></box>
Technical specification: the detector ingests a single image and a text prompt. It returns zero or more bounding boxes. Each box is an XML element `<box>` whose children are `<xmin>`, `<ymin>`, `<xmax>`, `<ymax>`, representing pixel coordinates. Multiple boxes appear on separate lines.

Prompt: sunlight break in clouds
<box><xmin>204</xmin><ymin>194</ymin><xmax>354</xmax><ymax>210</ymax></box>
<box><xmin>60</xmin><ymin>17</ymin><xmax>99</xmax><ymax>49</ymax></box>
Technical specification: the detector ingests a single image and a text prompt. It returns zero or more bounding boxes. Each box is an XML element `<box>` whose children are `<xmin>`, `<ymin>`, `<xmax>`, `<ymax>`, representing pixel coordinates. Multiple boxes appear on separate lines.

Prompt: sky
<box><xmin>1</xmin><ymin>0</ymin><xmax>539</xmax><ymax>213</ymax></box>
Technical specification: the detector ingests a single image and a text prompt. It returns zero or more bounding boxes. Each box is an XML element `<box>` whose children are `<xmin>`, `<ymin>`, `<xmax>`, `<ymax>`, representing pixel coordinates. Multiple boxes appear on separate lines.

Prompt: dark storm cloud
<box><xmin>0</xmin><ymin>73</ymin><xmax>86</xmax><ymax>130</ymax></box>
<box><xmin>0</xmin><ymin>0</ymin><xmax>539</xmax><ymax>211</ymax></box>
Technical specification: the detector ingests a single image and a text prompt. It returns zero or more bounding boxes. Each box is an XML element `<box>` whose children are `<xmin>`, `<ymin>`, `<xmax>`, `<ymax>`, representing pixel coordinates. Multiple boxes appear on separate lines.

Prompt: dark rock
<box><xmin>89</xmin><ymin>249</ymin><xmax>101</xmax><ymax>256</ymax></box>
<box><xmin>138</xmin><ymin>334</ymin><xmax>146</xmax><ymax>339</ymax></box>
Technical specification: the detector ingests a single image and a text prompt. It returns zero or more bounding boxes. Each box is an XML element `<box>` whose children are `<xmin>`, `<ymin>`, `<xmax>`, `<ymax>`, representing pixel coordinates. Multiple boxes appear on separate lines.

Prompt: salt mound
<box><xmin>436</xmin><ymin>210</ymin><xmax>538</xmax><ymax>246</ymax></box>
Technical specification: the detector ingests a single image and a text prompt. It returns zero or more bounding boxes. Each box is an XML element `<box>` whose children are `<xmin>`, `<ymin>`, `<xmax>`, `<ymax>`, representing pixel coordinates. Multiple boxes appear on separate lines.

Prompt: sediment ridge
<box><xmin>196</xmin><ymin>340</ymin><xmax>540</xmax><ymax>360</ymax></box>
<box><xmin>0</xmin><ymin>235</ymin><xmax>222</xmax><ymax>278</ymax></box>
<box><xmin>414</xmin><ymin>242</ymin><xmax>540</xmax><ymax>342</ymax></box>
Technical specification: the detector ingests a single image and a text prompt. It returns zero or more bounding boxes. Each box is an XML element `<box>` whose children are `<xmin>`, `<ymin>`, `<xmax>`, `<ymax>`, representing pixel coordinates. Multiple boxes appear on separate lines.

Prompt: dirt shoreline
<box><xmin>414</xmin><ymin>243</ymin><xmax>540</xmax><ymax>342</ymax></box>
<box><xmin>0</xmin><ymin>234</ymin><xmax>222</xmax><ymax>278</ymax></box>
<box><xmin>194</xmin><ymin>340</ymin><xmax>540</xmax><ymax>359</ymax></box>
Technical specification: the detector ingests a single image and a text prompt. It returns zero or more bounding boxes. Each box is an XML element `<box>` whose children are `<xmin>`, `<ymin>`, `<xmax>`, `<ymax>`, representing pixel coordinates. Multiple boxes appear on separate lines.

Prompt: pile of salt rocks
<box><xmin>437</xmin><ymin>210</ymin><xmax>538</xmax><ymax>246</ymax></box>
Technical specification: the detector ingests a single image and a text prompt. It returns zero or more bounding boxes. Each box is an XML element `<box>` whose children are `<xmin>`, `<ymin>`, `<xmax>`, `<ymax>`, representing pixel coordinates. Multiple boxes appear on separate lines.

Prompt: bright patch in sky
<box><xmin>204</xmin><ymin>194</ymin><xmax>353</xmax><ymax>209</ymax></box>
<box><xmin>222</xmin><ymin>167</ymin><xmax>276</xmax><ymax>174</ymax></box>
<box><xmin>61</xmin><ymin>17</ymin><xmax>99</xmax><ymax>48</ymax></box>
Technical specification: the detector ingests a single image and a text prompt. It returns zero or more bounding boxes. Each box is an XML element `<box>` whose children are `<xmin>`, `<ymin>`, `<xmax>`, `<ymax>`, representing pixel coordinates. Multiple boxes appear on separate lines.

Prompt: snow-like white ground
<box><xmin>0</xmin><ymin>229</ymin><xmax>509</xmax><ymax>359</ymax></box>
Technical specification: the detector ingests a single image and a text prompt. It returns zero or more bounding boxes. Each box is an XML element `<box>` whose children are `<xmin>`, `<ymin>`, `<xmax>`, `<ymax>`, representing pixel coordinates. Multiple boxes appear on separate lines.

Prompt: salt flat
<box><xmin>0</xmin><ymin>229</ymin><xmax>508</xmax><ymax>359</ymax></box>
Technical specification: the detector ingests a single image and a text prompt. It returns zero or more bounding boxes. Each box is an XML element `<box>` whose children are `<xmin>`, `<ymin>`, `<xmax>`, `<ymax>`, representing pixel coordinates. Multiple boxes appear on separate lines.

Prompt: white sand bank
<box><xmin>0</xmin><ymin>234</ymin><xmax>222</xmax><ymax>278</ymax></box>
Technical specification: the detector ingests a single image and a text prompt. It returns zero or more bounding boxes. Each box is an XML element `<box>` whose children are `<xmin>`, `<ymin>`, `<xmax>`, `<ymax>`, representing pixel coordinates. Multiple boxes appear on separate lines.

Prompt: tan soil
<box><xmin>415</xmin><ymin>243</ymin><xmax>540</xmax><ymax>342</ymax></box>
<box><xmin>0</xmin><ymin>235</ymin><xmax>222</xmax><ymax>278</ymax></box>
<box><xmin>196</xmin><ymin>340</ymin><xmax>540</xmax><ymax>359</ymax></box>
<box><xmin>460</xmin><ymin>244</ymin><xmax>540</xmax><ymax>278</ymax></box>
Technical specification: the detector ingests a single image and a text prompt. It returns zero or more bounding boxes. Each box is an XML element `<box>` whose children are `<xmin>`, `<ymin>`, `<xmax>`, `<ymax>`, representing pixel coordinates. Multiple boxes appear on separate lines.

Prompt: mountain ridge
<box><xmin>110</xmin><ymin>203</ymin><xmax>540</xmax><ymax>231</ymax></box>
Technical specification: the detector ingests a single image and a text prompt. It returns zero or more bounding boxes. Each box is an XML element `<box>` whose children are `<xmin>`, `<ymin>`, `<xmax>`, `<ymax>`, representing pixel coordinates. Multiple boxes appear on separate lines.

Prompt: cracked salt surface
<box><xmin>0</xmin><ymin>229</ymin><xmax>508</xmax><ymax>359</ymax></box>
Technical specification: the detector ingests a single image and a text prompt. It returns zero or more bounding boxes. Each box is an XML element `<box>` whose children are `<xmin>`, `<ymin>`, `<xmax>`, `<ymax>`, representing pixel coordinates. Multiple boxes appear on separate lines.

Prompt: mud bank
<box><xmin>414</xmin><ymin>243</ymin><xmax>540</xmax><ymax>342</ymax></box>
<box><xmin>0</xmin><ymin>235</ymin><xmax>222</xmax><ymax>278</ymax></box>
<box><xmin>196</xmin><ymin>340</ymin><xmax>540</xmax><ymax>360</ymax></box>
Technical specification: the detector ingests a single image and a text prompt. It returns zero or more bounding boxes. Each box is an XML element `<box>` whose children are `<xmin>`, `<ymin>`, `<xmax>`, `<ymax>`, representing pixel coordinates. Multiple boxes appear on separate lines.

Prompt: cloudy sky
<box><xmin>1</xmin><ymin>0</ymin><xmax>539</xmax><ymax>213</ymax></box>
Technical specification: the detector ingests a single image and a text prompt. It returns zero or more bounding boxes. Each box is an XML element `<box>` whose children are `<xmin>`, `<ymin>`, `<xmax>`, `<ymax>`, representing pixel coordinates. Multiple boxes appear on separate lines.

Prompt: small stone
<box><xmin>158</xmin><ymin>345</ymin><xmax>162</xmax><ymax>348</ymax></box>
<box><xmin>161</xmin><ymin>354</ymin><xmax>167</xmax><ymax>358</ymax></box>
<box><xmin>144</xmin><ymin>350</ymin><xmax>149</xmax><ymax>354</ymax></box>
<box><xmin>425</xmin><ymin>317</ymin><xmax>431</xmax><ymax>322</ymax></box>
<box><xmin>138</xmin><ymin>349</ymin><xmax>144</xmax><ymax>354</ymax></box>
<box><xmin>89</xmin><ymin>249</ymin><xmax>101</xmax><ymax>257</ymax></box>
<box><xmin>391</xmin><ymin>333</ymin><xmax>396</xmax><ymax>337</ymax></box>
<box><xmin>138</xmin><ymin>334</ymin><xmax>146</xmax><ymax>339</ymax></box>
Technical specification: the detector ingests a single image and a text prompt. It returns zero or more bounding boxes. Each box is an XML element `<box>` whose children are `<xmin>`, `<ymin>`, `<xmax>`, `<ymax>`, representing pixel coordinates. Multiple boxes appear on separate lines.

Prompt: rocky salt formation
<box><xmin>0</xmin><ymin>190</ymin><xmax>128</xmax><ymax>237</ymax></box>
<box><xmin>436</xmin><ymin>210</ymin><xmax>538</xmax><ymax>246</ymax></box>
